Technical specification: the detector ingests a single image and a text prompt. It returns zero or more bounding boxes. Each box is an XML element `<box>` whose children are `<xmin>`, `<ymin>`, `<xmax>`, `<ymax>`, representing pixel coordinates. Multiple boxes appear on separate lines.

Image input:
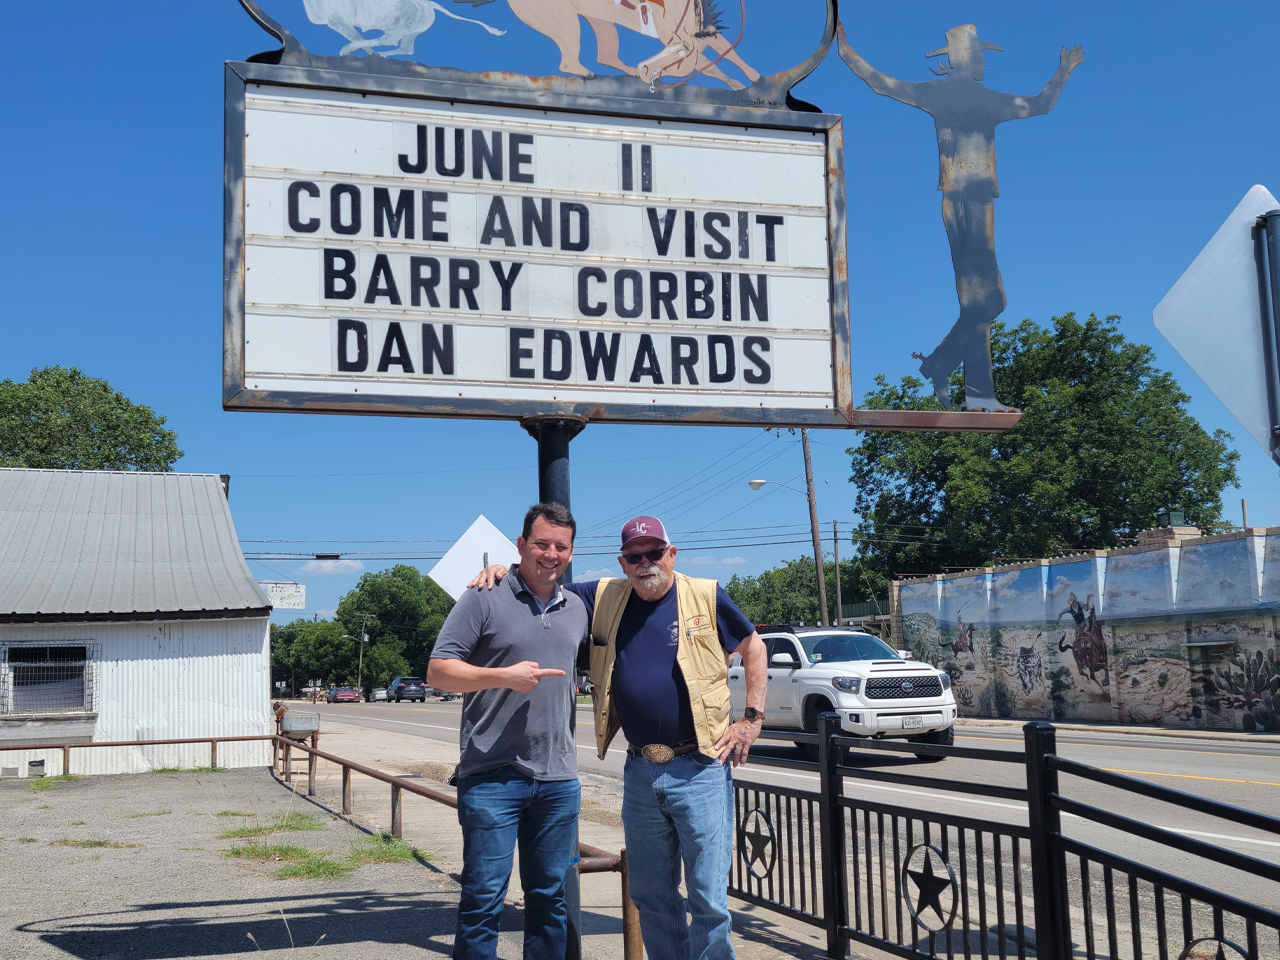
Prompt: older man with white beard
<box><xmin>472</xmin><ymin>515</ymin><xmax>767</xmax><ymax>960</ymax></box>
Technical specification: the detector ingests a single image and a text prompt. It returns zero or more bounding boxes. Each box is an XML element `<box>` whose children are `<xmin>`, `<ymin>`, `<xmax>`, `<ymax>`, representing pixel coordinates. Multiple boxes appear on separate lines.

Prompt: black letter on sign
<box><xmin>651</xmin><ymin>272</ymin><xmax>678</xmax><ymax>320</ymax></box>
<box><xmin>671</xmin><ymin>337</ymin><xmax>699</xmax><ymax>385</ymax></box>
<box><xmin>738</xmin><ymin>211</ymin><xmax>750</xmax><ymax>259</ymax></box>
<box><xmin>685</xmin><ymin>272</ymin><xmax>714</xmax><ymax>320</ymax></box>
<box><xmin>641</xmin><ymin>144</ymin><xmax>653</xmax><ymax>192</ymax></box>
<box><xmin>560</xmin><ymin>203</ymin><xmax>590</xmax><ymax>252</ymax></box>
<box><xmin>423</xmin><ymin>323</ymin><xmax>454</xmax><ymax>375</ymax></box>
<box><xmin>374</xmin><ymin>188</ymin><xmax>415</xmax><ymax>239</ymax></box>
<box><xmin>450</xmin><ymin>259</ymin><xmax>481</xmax><ymax>310</ymax></box>
<box><xmin>543</xmin><ymin>329</ymin><xmax>572</xmax><ymax>381</ymax></box>
<box><xmin>578</xmin><ymin>267</ymin><xmax>607</xmax><ymax>317</ymax></box>
<box><xmin>721</xmin><ymin>273</ymin><xmax>733</xmax><ymax>322</ymax></box>
<box><xmin>580</xmin><ymin>332</ymin><xmax>621</xmax><ymax>381</ymax></box>
<box><xmin>473</xmin><ymin>130</ymin><xmax>503</xmax><ymax>181</ymax></box>
<box><xmin>509</xmin><ymin>133</ymin><xmax>534</xmax><ymax>183</ymax></box>
<box><xmin>708</xmin><ymin>335</ymin><xmax>736</xmax><ymax>383</ymax></box>
<box><xmin>740</xmin><ymin>275</ymin><xmax>769</xmax><ymax>322</ymax></box>
<box><xmin>399</xmin><ymin>124</ymin><xmax>428</xmax><ymax>174</ymax></box>
<box><xmin>743</xmin><ymin>336</ymin><xmax>771</xmax><ymax>384</ymax></box>
<box><xmin>615</xmin><ymin>270</ymin><xmax>643</xmax><ymax>319</ymax></box>
<box><xmin>435</xmin><ymin>127</ymin><xmax>465</xmax><ymax>177</ymax></box>
<box><xmin>523</xmin><ymin>198</ymin><xmax>552</xmax><ymax>247</ymax></box>
<box><xmin>684</xmin><ymin>211</ymin><xmax>696</xmax><ymax>258</ymax></box>
<box><xmin>410</xmin><ymin>257</ymin><xmax>441</xmax><ymax>307</ymax></box>
<box><xmin>337</xmin><ymin>319</ymin><xmax>368</xmax><ymax>371</ymax></box>
<box><xmin>480</xmin><ymin>197</ymin><xmax>516</xmax><ymax>247</ymax></box>
<box><xmin>287</xmin><ymin>181</ymin><xmax>320</xmax><ymax>233</ymax></box>
<box><xmin>621</xmin><ymin>144</ymin><xmax>633</xmax><ymax>192</ymax></box>
<box><xmin>490</xmin><ymin>261</ymin><xmax>523</xmax><ymax>312</ymax></box>
<box><xmin>365</xmin><ymin>254</ymin><xmax>402</xmax><ymax>305</ymax></box>
<box><xmin>757</xmin><ymin>215</ymin><xmax>783</xmax><ymax>262</ymax></box>
<box><xmin>510</xmin><ymin>328</ymin><xmax>535</xmax><ymax>378</ymax></box>
<box><xmin>703</xmin><ymin>212</ymin><xmax>731</xmax><ymax>260</ymax></box>
<box><xmin>377</xmin><ymin>322</ymin><xmax>414</xmax><ymax>373</ymax></box>
<box><xmin>647</xmin><ymin>208</ymin><xmax>677</xmax><ymax>257</ymax></box>
<box><xmin>331</xmin><ymin>184</ymin><xmax>361</xmax><ymax>235</ymax></box>
<box><xmin>629</xmin><ymin>334</ymin><xmax>664</xmax><ymax>384</ymax></box>
<box><xmin>423</xmin><ymin>191</ymin><xmax>449</xmax><ymax>241</ymax></box>
<box><xmin>324</xmin><ymin>249</ymin><xmax>357</xmax><ymax>300</ymax></box>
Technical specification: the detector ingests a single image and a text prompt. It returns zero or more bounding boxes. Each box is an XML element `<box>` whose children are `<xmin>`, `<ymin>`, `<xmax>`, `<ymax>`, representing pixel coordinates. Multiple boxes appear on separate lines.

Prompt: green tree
<box><xmin>335</xmin><ymin>565</ymin><xmax>454</xmax><ymax>684</ymax></box>
<box><xmin>0</xmin><ymin>366</ymin><xmax>182</xmax><ymax>470</ymax></box>
<box><xmin>848</xmin><ymin>314</ymin><xmax>1240</xmax><ymax>577</ymax></box>
<box><xmin>726</xmin><ymin>555</ymin><xmax>888</xmax><ymax>625</ymax></box>
<box><xmin>271</xmin><ymin>619</ymin><xmax>358</xmax><ymax>693</ymax></box>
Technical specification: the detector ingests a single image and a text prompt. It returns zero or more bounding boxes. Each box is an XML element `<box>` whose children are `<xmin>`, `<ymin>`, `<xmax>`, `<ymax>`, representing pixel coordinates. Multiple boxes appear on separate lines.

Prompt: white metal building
<box><xmin>0</xmin><ymin>469</ymin><xmax>272</xmax><ymax>776</ymax></box>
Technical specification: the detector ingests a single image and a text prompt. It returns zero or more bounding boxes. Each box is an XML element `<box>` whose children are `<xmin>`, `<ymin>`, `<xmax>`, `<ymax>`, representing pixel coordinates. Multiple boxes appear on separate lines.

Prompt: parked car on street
<box><xmin>728</xmin><ymin>626</ymin><xmax>957</xmax><ymax>760</ymax></box>
<box><xmin>327</xmin><ymin>685</ymin><xmax>360</xmax><ymax>704</ymax></box>
<box><xmin>388</xmin><ymin>677</ymin><xmax>427</xmax><ymax>702</ymax></box>
<box><xmin>368</xmin><ymin>687</ymin><xmax>388</xmax><ymax>702</ymax></box>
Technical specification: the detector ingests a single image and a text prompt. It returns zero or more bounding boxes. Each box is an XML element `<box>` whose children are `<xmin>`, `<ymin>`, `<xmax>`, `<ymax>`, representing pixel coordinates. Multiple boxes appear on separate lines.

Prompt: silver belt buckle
<box><xmin>641</xmin><ymin>743</ymin><xmax>675</xmax><ymax>764</ymax></box>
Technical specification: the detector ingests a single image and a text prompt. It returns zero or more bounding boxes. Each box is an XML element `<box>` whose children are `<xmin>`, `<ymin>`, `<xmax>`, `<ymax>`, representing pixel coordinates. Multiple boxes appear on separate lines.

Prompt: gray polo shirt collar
<box><xmin>509</xmin><ymin>565</ymin><xmax>566</xmax><ymax>616</ymax></box>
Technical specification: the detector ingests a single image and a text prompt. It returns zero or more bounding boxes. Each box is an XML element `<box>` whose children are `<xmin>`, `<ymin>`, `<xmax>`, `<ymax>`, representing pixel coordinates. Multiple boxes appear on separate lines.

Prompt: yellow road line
<box><xmin>1103</xmin><ymin>767</ymin><xmax>1280</xmax><ymax>788</ymax></box>
<box><xmin>958</xmin><ymin>735</ymin><xmax>1276</xmax><ymax>762</ymax></box>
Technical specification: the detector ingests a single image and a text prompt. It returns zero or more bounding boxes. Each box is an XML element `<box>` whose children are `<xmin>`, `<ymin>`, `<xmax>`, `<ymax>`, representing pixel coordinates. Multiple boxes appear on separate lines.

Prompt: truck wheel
<box><xmin>911</xmin><ymin>724</ymin><xmax>954</xmax><ymax>760</ymax></box>
<box><xmin>802</xmin><ymin>700</ymin><xmax>834</xmax><ymax>762</ymax></box>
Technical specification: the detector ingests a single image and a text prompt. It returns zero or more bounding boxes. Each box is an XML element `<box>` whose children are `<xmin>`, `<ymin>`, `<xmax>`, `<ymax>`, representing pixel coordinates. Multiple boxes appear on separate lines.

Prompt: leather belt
<box><xmin>627</xmin><ymin>740</ymin><xmax>699</xmax><ymax>764</ymax></box>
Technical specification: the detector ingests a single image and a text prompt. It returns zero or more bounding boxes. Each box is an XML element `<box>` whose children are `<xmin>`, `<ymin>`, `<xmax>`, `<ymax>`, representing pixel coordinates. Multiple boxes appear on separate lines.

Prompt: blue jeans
<box><xmin>623</xmin><ymin>752</ymin><xmax>735</xmax><ymax>960</ymax></box>
<box><xmin>454</xmin><ymin>767</ymin><xmax>581</xmax><ymax>960</ymax></box>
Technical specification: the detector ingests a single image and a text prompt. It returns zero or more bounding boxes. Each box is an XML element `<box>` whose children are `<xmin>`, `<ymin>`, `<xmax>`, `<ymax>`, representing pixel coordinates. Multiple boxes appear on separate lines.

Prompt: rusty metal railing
<box><xmin>0</xmin><ymin>734</ymin><xmax>273</xmax><ymax>775</ymax></box>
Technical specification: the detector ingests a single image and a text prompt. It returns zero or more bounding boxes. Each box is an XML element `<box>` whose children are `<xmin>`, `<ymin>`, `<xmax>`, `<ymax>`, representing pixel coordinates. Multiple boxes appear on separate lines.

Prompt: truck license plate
<box><xmin>901</xmin><ymin>716</ymin><xmax>923</xmax><ymax>730</ymax></box>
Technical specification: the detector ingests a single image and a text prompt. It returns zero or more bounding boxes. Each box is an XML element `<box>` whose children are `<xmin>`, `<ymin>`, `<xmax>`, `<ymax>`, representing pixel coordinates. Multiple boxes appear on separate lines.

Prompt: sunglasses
<box><xmin>621</xmin><ymin>547</ymin><xmax>668</xmax><ymax>565</ymax></box>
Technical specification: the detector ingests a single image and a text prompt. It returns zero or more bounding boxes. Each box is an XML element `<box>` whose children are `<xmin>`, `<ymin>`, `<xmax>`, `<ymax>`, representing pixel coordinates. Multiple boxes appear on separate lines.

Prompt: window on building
<box><xmin>1</xmin><ymin>644</ymin><xmax>98</xmax><ymax>715</ymax></box>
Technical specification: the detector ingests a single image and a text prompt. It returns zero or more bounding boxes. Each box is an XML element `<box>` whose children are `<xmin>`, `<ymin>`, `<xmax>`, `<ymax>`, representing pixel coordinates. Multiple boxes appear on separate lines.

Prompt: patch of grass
<box><xmin>347</xmin><ymin>833</ymin><xmax>420</xmax><ymax>865</ymax></box>
<box><xmin>217</xmin><ymin>812</ymin><xmax>322</xmax><ymax>839</ymax></box>
<box><xmin>31</xmin><ymin>774</ymin><xmax>77</xmax><ymax>791</ymax></box>
<box><xmin>275</xmin><ymin>855</ymin><xmax>355</xmax><ymax>880</ymax></box>
<box><xmin>178</xmin><ymin>847</ymin><xmax>205</xmax><ymax>851</ymax></box>
<box><xmin>35</xmin><ymin>804</ymin><xmax>51</xmax><ymax>810</ymax></box>
<box><xmin>50</xmin><ymin>839</ymin><xmax>141</xmax><ymax>849</ymax></box>
<box><xmin>125</xmin><ymin>810</ymin><xmax>172</xmax><ymax>819</ymax></box>
<box><xmin>71</xmin><ymin>821</ymin><xmax>87</xmax><ymax>826</ymax></box>
<box><xmin>225</xmin><ymin>843</ymin><xmax>315</xmax><ymax>862</ymax></box>
<box><xmin>151</xmin><ymin>766</ymin><xmax>218</xmax><ymax>774</ymax></box>
<box><xmin>214</xmin><ymin>810</ymin><xmax>256</xmax><ymax>818</ymax></box>
<box><xmin>18</xmin><ymin>837</ymin><xmax>37</xmax><ymax>843</ymax></box>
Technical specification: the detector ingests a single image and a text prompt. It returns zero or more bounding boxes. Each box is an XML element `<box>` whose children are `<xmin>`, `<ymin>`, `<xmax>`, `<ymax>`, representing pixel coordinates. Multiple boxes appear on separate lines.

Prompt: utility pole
<box><xmin>833</xmin><ymin>520</ymin><xmax>842</xmax><ymax>626</ymax></box>
<box><xmin>353</xmin><ymin>613</ymin><xmax>374</xmax><ymax>694</ymax></box>
<box><xmin>801</xmin><ymin>428</ymin><xmax>829</xmax><ymax>626</ymax></box>
<box><xmin>1243</xmin><ymin>498</ymin><xmax>1250</xmax><ymax>528</ymax></box>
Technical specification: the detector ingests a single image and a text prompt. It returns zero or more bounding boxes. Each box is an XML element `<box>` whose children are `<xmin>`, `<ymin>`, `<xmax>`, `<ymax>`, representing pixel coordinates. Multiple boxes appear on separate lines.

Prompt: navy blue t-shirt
<box><xmin>566</xmin><ymin>580</ymin><xmax>756</xmax><ymax>747</ymax></box>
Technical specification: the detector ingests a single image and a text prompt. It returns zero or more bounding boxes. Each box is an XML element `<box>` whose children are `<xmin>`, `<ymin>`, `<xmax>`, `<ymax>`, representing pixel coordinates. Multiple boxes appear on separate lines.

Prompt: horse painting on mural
<box><xmin>459</xmin><ymin>0</ymin><xmax>760</xmax><ymax>89</ymax></box>
<box><xmin>301</xmin><ymin>0</ymin><xmax>505</xmax><ymax>57</ymax></box>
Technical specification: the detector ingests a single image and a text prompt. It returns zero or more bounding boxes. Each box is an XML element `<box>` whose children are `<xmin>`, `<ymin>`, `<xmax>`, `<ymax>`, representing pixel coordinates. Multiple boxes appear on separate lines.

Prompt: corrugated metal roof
<box><xmin>0</xmin><ymin>469</ymin><xmax>270</xmax><ymax>620</ymax></box>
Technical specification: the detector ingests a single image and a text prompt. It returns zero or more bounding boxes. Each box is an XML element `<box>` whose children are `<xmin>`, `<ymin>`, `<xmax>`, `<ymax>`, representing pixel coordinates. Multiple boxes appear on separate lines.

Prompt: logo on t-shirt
<box><xmin>668</xmin><ymin>619</ymin><xmax>680</xmax><ymax>647</ymax></box>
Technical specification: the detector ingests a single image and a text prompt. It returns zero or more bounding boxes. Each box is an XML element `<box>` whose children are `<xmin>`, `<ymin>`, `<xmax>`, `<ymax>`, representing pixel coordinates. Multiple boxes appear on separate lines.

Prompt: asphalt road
<box><xmin>307</xmin><ymin>699</ymin><xmax>1280</xmax><ymax>912</ymax></box>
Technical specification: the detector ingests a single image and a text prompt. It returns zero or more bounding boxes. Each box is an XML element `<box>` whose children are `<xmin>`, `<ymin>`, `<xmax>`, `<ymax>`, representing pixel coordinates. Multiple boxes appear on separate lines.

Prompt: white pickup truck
<box><xmin>728</xmin><ymin>625</ymin><xmax>957</xmax><ymax>758</ymax></box>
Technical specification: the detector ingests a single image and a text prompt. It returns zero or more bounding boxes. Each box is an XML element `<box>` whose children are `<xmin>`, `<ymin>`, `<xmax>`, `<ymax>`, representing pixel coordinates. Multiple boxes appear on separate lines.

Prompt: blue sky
<box><xmin>5</xmin><ymin>2</ymin><xmax>1280</xmax><ymax>623</ymax></box>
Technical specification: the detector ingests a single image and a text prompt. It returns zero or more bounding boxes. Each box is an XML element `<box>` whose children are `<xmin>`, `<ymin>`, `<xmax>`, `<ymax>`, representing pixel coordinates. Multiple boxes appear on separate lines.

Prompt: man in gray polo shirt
<box><xmin>428</xmin><ymin>502</ymin><xmax>588</xmax><ymax>960</ymax></box>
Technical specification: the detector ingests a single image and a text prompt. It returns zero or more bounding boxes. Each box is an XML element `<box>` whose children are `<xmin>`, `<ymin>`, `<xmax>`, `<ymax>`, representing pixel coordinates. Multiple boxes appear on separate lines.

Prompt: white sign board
<box><xmin>226</xmin><ymin>83</ymin><xmax>848</xmax><ymax>425</ymax></box>
<box><xmin>428</xmin><ymin>515</ymin><xmax>521</xmax><ymax>601</ymax></box>
<box><xmin>260</xmin><ymin>581</ymin><xmax>307</xmax><ymax>609</ymax></box>
<box><xmin>1154</xmin><ymin>185</ymin><xmax>1278</xmax><ymax>461</ymax></box>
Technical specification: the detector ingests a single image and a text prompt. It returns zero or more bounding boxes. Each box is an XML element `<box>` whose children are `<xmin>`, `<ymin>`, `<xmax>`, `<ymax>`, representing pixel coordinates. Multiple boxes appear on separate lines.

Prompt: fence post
<box><xmin>817</xmin><ymin>711</ymin><xmax>848</xmax><ymax>959</ymax></box>
<box><xmin>391</xmin><ymin>782</ymin><xmax>403</xmax><ymax>838</ymax></box>
<box><xmin>62</xmin><ymin>746</ymin><xmax>71</xmax><ymax>777</ymax></box>
<box><xmin>1025</xmin><ymin>722</ymin><xmax>1069</xmax><ymax>960</ymax></box>
<box><xmin>342</xmin><ymin>765</ymin><xmax>353</xmax><ymax>814</ymax></box>
<box><xmin>620</xmin><ymin>849</ymin><xmax>643</xmax><ymax>960</ymax></box>
<box><xmin>307</xmin><ymin>749</ymin><xmax>316</xmax><ymax>797</ymax></box>
<box><xmin>210</xmin><ymin>740</ymin><xmax>218</xmax><ymax>770</ymax></box>
<box><xmin>283</xmin><ymin>741</ymin><xmax>292</xmax><ymax>782</ymax></box>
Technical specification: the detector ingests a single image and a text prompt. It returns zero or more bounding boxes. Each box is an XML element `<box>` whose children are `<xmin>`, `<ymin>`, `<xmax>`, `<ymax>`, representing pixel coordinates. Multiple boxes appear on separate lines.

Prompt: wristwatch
<box><xmin>743</xmin><ymin>707</ymin><xmax>764</xmax><ymax>723</ymax></box>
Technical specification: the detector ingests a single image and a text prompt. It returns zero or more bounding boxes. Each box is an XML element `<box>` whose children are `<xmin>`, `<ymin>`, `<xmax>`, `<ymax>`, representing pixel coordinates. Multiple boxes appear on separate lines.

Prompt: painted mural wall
<box><xmin>896</xmin><ymin>531</ymin><xmax>1280</xmax><ymax>731</ymax></box>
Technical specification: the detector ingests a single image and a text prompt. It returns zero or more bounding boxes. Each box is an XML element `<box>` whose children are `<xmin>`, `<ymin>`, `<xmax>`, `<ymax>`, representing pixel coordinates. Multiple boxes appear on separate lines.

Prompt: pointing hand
<box><xmin>504</xmin><ymin>661</ymin><xmax>566</xmax><ymax>692</ymax></box>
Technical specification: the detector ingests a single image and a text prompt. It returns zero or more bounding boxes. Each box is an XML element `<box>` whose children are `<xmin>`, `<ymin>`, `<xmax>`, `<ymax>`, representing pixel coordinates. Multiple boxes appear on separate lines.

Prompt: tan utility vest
<box><xmin>589</xmin><ymin>572</ymin><xmax>732</xmax><ymax>760</ymax></box>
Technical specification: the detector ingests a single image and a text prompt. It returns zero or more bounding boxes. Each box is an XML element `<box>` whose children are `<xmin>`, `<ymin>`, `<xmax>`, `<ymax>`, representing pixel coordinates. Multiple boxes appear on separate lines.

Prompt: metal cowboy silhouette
<box><xmin>839</xmin><ymin>24</ymin><xmax>1084</xmax><ymax>411</ymax></box>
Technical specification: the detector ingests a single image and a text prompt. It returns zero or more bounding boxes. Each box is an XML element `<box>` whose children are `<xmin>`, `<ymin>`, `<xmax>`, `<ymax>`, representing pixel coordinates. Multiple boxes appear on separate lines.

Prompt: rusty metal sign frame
<box><xmin>223</xmin><ymin>0</ymin><xmax>868</xmax><ymax>429</ymax></box>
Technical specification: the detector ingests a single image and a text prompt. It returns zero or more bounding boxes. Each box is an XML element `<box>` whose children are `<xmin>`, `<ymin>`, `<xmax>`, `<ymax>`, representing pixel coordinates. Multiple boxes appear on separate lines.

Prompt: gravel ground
<box><xmin>0</xmin><ymin>767</ymin><xmax>516</xmax><ymax>960</ymax></box>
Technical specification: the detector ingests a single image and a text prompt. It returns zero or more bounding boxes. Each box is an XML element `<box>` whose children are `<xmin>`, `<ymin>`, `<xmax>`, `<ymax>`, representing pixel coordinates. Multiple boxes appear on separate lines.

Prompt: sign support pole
<box><xmin>520</xmin><ymin>414</ymin><xmax>587</xmax><ymax>960</ymax></box>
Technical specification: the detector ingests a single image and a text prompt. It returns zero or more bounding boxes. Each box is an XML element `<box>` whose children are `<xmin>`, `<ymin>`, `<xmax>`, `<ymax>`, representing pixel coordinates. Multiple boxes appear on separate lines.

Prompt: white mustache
<box><xmin>633</xmin><ymin>565</ymin><xmax>667</xmax><ymax>579</ymax></box>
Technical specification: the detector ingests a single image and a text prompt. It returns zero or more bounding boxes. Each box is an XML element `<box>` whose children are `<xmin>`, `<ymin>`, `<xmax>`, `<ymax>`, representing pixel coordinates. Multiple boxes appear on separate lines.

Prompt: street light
<box><xmin>343</xmin><ymin>632</ymin><xmax>370</xmax><ymax>696</ymax></box>
<box><xmin>748</xmin><ymin>426</ymin><xmax>830</xmax><ymax>625</ymax></box>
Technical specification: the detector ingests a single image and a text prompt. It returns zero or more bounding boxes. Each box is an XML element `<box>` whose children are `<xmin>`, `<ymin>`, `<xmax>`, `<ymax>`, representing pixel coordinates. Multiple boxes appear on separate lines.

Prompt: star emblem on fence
<box><xmin>738</xmin><ymin>809</ymin><xmax>777</xmax><ymax>880</ymax></box>
<box><xmin>901</xmin><ymin>843</ymin><xmax>958</xmax><ymax>932</ymax></box>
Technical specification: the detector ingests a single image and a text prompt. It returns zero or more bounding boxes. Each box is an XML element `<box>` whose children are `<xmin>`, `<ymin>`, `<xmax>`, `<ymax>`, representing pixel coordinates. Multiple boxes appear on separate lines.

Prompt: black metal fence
<box><xmin>731</xmin><ymin>717</ymin><xmax>1280</xmax><ymax>960</ymax></box>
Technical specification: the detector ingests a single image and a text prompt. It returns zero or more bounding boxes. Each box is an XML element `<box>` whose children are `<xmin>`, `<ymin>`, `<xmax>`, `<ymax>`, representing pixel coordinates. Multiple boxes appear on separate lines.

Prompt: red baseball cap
<box><xmin>621</xmin><ymin>516</ymin><xmax>669</xmax><ymax>550</ymax></box>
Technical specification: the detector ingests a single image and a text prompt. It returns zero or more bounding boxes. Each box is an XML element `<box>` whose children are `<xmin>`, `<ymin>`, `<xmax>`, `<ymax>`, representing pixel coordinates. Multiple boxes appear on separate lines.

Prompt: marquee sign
<box><xmin>225</xmin><ymin>1</ymin><xmax>851</xmax><ymax>427</ymax></box>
